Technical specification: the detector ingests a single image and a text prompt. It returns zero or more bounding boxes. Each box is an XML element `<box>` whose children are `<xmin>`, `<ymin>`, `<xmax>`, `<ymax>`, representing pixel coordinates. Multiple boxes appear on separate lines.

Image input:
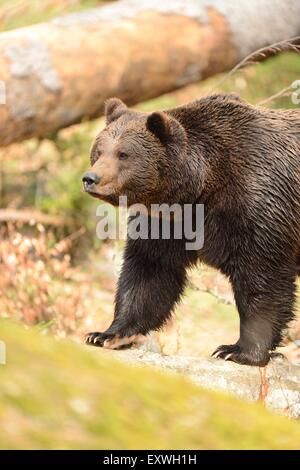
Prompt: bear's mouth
<box><xmin>86</xmin><ymin>190</ymin><xmax>102</xmax><ymax>199</ymax></box>
<box><xmin>85</xmin><ymin>187</ymin><xmax>119</xmax><ymax>206</ymax></box>
<box><xmin>84</xmin><ymin>181</ymin><xmax>114</xmax><ymax>197</ymax></box>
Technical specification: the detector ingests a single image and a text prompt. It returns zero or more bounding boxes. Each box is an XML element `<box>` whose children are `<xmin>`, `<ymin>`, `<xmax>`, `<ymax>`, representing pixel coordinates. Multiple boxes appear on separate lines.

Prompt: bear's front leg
<box><xmin>212</xmin><ymin>268</ymin><xmax>296</xmax><ymax>366</ymax></box>
<box><xmin>85</xmin><ymin>236</ymin><xmax>192</xmax><ymax>349</ymax></box>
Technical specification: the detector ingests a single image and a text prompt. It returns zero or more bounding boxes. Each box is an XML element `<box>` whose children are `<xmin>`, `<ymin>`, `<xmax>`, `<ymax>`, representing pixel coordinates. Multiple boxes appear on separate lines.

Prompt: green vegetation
<box><xmin>0</xmin><ymin>319</ymin><xmax>299</xmax><ymax>450</ymax></box>
<box><xmin>0</xmin><ymin>0</ymin><xmax>113</xmax><ymax>31</ymax></box>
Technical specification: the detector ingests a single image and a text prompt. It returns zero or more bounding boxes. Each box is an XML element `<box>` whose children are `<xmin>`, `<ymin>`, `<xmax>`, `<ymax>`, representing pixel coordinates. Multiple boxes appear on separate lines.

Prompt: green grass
<box><xmin>0</xmin><ymin>319</ymin><xmax>300</xmax><ymax>449</ymax></box>
<box><xmin>0</xmin><ymin>1</ymin><xmax>114</xmax><ymax>32</ymax></box>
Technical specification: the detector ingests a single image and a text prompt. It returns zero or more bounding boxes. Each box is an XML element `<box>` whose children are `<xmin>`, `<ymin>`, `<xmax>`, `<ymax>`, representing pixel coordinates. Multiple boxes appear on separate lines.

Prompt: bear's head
<box><xmin>82</xmin><ymin>98</ymin><xmax>188</xmax><ymax>207</ymax></box>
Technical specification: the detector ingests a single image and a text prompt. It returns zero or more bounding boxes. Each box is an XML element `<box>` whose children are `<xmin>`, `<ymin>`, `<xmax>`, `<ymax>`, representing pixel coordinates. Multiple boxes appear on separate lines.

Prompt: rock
<box><xmin>110</xmin><ymin>342</ymin><xmax>300</xmax><ymax>419</ymax></box>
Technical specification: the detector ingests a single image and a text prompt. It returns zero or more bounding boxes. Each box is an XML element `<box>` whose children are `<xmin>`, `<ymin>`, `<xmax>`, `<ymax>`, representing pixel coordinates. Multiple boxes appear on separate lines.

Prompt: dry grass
<box><xmin>0</xmin><ymin>224</ymin><xmax>86</xmax><ymax>336</ymax></box>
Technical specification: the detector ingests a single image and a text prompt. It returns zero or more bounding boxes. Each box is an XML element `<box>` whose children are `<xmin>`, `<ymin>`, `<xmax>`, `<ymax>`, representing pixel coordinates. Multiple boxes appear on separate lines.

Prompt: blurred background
<box><xmin>0</xmin><ymin>0</ymin><xmax>300</xmax><ymax>450</ymax></box>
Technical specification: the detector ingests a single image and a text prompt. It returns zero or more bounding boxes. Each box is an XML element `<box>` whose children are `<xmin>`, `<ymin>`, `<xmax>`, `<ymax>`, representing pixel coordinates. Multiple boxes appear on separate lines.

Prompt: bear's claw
<box><xmin>85</xmin><ymin>332</ymin><xmax>143</xmax><ymax>349</ymax></box>
<box><xmin>212</xmin><ymin>344</ymin><xmax>239</xmax><ymax>360</ymax></box>
<box><xmin>85</xmin><ymin>332</ymin><xmax>108</xmax><ymax>346</ymax></box>
<box><xmin>212</xmin><ymin>343</ymin><xmax>270</xmax><ymax>366</ymax></box>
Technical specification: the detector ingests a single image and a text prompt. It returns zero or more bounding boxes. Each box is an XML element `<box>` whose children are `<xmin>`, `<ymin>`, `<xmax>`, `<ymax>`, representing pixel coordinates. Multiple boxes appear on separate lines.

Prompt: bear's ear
<box><xmin>146</xmin><ymin>112</ymin><xmax>171</xmax><ymax>143</ymax></box>
<box><xmin>146</xmin><ymin>112</ymin><xmax>187</xmax><ymax>155</ymax></box>
<box><xmin>105</xmin><ymin>98</ymin><xmax>127</xmax><ymax>125</ymax></box>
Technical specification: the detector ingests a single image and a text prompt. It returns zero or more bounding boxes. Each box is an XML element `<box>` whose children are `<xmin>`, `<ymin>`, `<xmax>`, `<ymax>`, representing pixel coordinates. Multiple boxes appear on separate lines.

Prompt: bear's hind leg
<box><xmin>212</xmin><ymin>268</ymin><xmax>296</xmax><ymax>366</ymax></box>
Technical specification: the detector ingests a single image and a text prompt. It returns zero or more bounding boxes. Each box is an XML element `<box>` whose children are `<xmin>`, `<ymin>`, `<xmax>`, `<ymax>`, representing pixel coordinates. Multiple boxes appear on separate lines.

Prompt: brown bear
<box><xmin>82</xmin><ymin>93</ymin><xmax>300</xmax><ymax>366</ymax></box>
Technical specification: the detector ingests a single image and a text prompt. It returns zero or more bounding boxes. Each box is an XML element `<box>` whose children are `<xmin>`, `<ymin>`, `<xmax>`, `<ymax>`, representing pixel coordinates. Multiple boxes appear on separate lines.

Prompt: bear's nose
<box><xmin>82</xmin><ymin>172</ymin><xmax>100</xmax><ymax>189</ymax></box>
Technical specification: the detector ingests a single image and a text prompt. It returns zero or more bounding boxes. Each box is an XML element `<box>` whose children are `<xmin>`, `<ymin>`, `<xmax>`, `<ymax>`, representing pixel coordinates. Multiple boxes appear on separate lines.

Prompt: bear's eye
<box><xmin>118</xmin><ymin>152</ymin><xmax>129</xmax><ymax>161</ymax></box>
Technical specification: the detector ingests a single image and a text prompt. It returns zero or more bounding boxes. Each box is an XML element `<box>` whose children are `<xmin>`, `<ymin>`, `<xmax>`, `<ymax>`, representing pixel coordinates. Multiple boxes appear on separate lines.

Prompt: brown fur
<box><xmin>83</xmin><ymin>94</ymin><xmax>300</xmax><ymax>366</ymax></box>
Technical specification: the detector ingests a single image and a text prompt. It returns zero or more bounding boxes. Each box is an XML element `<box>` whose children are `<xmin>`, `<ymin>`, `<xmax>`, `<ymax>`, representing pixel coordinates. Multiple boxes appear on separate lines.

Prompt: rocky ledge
<box><xmin>108</xmin><ymin>347</ymin><xmax>300</xmax><ymax>419</ymax></box>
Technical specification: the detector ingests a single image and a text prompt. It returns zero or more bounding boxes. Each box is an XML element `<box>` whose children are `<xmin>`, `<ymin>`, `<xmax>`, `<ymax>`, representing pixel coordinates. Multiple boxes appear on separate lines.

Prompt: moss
<box><xmin>0</xmin><ymin>319</ymin><xmax>299</xmax><ymax>449</ymax></box>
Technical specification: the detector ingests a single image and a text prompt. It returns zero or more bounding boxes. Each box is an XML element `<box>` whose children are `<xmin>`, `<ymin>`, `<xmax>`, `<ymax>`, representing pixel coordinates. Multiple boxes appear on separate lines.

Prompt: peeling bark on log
<box><xmin>0</xmin><ymin>0</ymin><xmax>300</xmax><ymax>146</ymax></box>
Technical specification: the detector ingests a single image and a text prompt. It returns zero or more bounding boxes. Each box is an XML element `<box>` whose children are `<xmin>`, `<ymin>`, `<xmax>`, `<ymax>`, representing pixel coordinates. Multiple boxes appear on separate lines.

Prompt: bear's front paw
<box><xmin>85</xmin><ymin>331</ymin><xmax>109</xmax><ymax>347</ymax></box>
<box><xmin>85</xmin><ymin>332</ymin><xmax>144</xmax><ymax>349</ymax></box>
<box><xmin>211</xmin><ymin>343</ymin><xmax>270</xmax><ymax>366</ymax></box>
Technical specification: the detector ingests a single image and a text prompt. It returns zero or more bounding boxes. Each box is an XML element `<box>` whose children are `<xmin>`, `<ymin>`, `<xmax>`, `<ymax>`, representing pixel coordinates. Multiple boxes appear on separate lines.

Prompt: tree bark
<box><xmin>0</xmin><ymin>0</ymin><xmax>300</xmax><ymax>146</ymax></box>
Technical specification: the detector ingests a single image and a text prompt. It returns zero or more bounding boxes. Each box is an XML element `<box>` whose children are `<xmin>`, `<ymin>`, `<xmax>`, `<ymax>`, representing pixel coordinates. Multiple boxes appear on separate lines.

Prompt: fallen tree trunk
<box><xmin>0</xmin><ymin>0</ymin><xmax>300</xmax><ymax>146</ymax></box>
